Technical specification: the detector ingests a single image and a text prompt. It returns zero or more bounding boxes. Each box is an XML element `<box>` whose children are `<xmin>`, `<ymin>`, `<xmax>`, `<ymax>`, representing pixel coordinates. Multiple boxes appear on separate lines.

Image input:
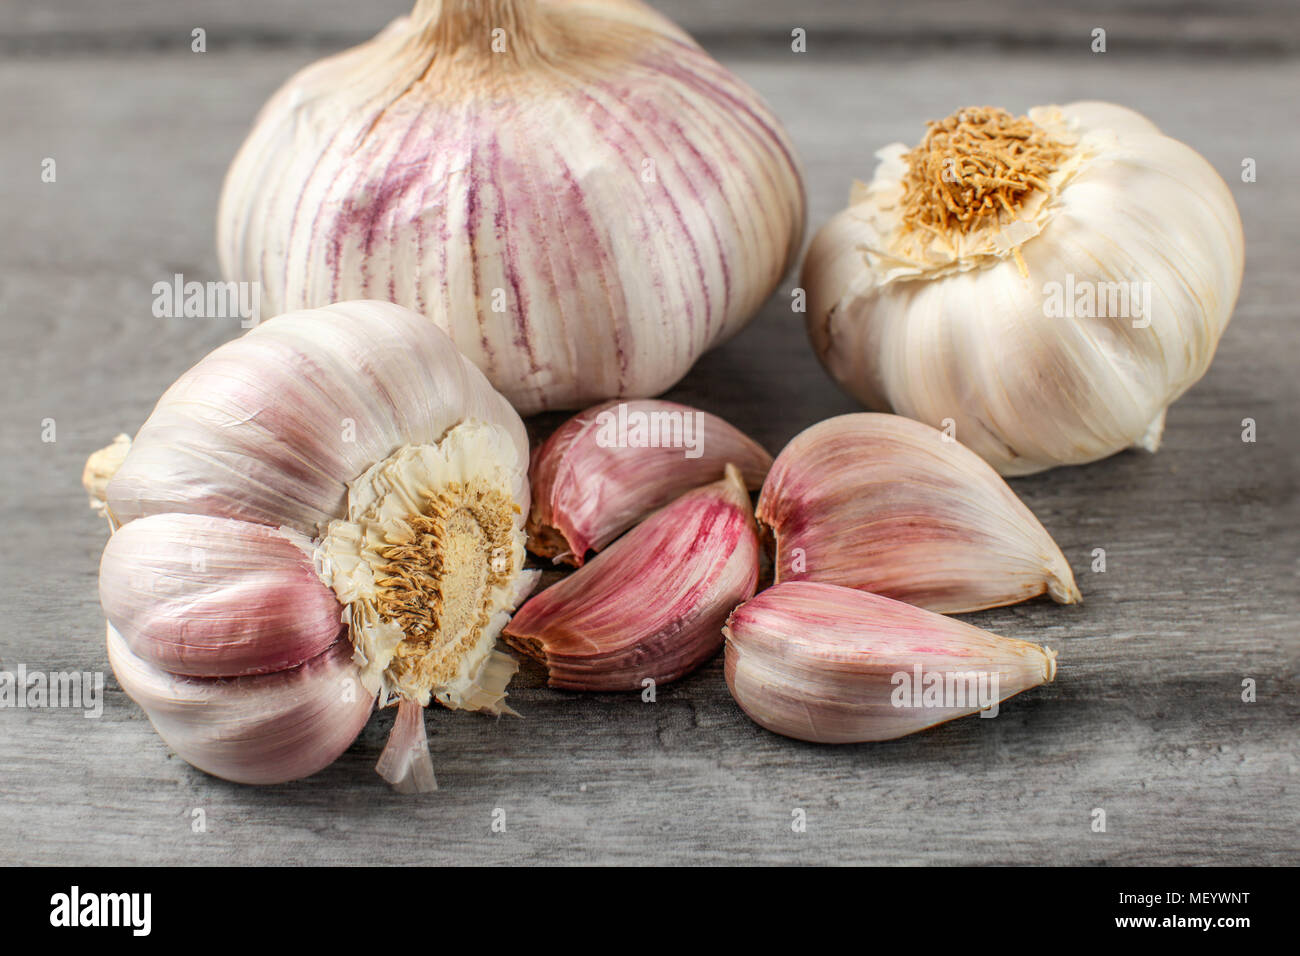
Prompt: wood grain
<box><xmin>1</xmin><ymin>0</ymin><xmax>1297</xmax><ymax>52</ymax></box>
<box><xmin>0</xmin><ymin>19</ymin><xmax>1295</xmax><ymax>864</ymax></box>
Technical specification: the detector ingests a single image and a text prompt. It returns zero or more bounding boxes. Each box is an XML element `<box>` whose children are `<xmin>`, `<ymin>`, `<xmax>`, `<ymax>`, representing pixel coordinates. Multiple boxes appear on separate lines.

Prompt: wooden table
<box><xmin>1</xmin><ymin>1</ymin><xmax>1295</xmax><ymax>865</ymax></box>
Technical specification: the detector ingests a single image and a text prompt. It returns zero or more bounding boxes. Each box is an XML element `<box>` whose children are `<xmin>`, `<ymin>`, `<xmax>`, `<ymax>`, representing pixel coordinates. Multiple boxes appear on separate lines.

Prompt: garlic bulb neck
<box><xmin>900</xmin><ymin>107</ymin><xmax>1068</xmax><ymax>238</ymax></box>
<box><xmin>410</xmin><ymin>0</ymin><xmax>545</xmax><ymax>59</ymax></box>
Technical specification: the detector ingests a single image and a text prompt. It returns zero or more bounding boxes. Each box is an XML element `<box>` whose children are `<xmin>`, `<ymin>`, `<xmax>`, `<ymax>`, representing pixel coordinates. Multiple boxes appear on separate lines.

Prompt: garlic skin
<box><xmin>527</xmin><ymin>399</ymin><xmax>772</xmax><ymax>565</ymax></box>
<box><xmin>313</xmin><ymin>424</ymin><xmax>536</xmax><ymax>710</ymax></box>
<box><xmin>82</xmin><ymin>433</ymin><xmax>130</xmax><ymax>523</ymax></box>
<box><xmin>803</xmin><ymin>102</ymin><xmax>1243</xmax><ymax>475</ymax></box>
<box><xmin>217</xmin><ymin>0</ymin><xmax>805</xmax><ymax>415</ymax></box>
<box><xmin>107</xmin><ymin>300</ymin><xmax>526</xmax><ymax>534</ymax></box>
<box><xmin>107</xmin><ymin>624</ymin><xmax>374</xmax><ymax>786</ymax></box>
<box><xmin>99</xmin><ymin>301</ymin><xmax>535</xmax><ymax>788</ymax></box>
<box><xmin>505</xmin><ymin>465</ymin><xmax>759</xmax><ymax>691</ymax></box>
<box><xmin>724</xmin><ymin>581</ymin><xmax>1057</xmax><ymax>744</ymax></box>
<box><xmin>757</xmin><ymin>413</ymin><xmax>1079</xmax><ymax>614</ymax></box>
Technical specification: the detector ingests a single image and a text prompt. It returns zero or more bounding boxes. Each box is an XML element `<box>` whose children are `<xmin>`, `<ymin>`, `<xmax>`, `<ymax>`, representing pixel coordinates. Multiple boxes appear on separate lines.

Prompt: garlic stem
<box><xmin>411</xmin><ymin>0</ymin><xmax>540</xmax><ymax>55</ymax></box>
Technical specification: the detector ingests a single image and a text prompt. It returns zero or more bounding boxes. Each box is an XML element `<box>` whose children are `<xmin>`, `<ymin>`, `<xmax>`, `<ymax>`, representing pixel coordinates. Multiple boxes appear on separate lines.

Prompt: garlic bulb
<box><xmin>97</xmin><ymin>301</ymin><xmax>536</xmax><ymax>789</ymax></box>
<box><xmin>757</xmin><ymin>413</ymin><xmax>1078</xmax><ymax>614</ymax></box>
<box><xmin>506</xmin><ymin>465</ymin><xmax>759</xmax><ymax>690</ymax></box>
<box><xmin>803</xmin><ymin>102</ymin><xmax>1243</xmax><ymax>475</ymax></box>
<box><xmin>527</xmin><ymin>399</ymin><xmax>772</xmax><ymax>565</ymax></box>
<box><xmin>724</xmin><ymin>581</ymin><xmax>1057</xmax><ymax>744</ymax></box>
<box><xmin>217</xmin><ymin>0</ymin><xmax>805</xmax><ymax>415</ymax></box>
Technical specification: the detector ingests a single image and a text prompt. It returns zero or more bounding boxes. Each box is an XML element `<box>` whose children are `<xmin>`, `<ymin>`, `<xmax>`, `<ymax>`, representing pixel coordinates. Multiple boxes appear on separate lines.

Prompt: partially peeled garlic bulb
<box><xmin>803</xmin><ymin>102</ymin><xmax>1244</xmax><ymax>474</ymax></box>
<box><xmin>505</xmin><ymin>465</ymin><xmax>759</xmax><ymax>691</ymax></box>
<box><xmin>95</xmin><ymin>301</ymin><xmax>536</xmax><ymax>789</ymax></box>
<box><xmin>527</xmin><ymin>399</ymin><xmax>772</xmax><ymax>565</ymax></box>
<box><xmin>218</xmin><ymin>0</ymin><xmax>805</xmax><ymax>414</ymax></box>
<box><xmin>724</xmin><ymin>581</ymin><xmax>1057</xmax><ymax>744</ymax></box>
<box><xmin>757</xmin><ymin>414</ymin><xmax>1079</xmax><ymax>614</ymax></box>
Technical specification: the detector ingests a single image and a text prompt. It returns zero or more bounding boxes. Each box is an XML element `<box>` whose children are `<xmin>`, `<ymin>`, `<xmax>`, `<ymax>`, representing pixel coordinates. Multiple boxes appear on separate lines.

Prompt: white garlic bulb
<box><xmin>218</xmin><ymin>0</ymin><xmax>805</xmax><ymax>415</ymax></box>
<box><xmin>803</xmin><ymin>102</ymin><xmax>1243</xmax><ymax>475</ymax></box>
<box><xmin>96</xmin><ymin>301</ymin><xmax>537</xmax><ymax>789</ymax></box>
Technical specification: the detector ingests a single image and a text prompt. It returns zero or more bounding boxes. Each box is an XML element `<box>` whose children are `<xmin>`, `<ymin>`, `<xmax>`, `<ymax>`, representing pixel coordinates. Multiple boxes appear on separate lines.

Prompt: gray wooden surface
<box><xmin>1</xmin><ymin>1</ymin><xmax>1297</xmax><ymax>865</ymax></box>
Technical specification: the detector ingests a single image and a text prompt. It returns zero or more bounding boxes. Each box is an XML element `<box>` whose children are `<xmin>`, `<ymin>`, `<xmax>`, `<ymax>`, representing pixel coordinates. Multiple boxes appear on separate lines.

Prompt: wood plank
<box><xmin>0</xmin><ymin>47</ymin><xmax>1295</xmax><ymax>864</ymax></box>
<box><xmin>0</xmin><ymin>0</ymin><xmax>1296</xmax><ymax>52</ymax></box>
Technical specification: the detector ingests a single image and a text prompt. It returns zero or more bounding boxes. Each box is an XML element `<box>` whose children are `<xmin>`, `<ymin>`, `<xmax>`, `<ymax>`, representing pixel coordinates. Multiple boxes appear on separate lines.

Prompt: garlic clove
<box><xmin>107</xmin><ymin>623</ymin><xmax>374</xmax><ymax>785</ymax></box>
<box><xmin>527</xmin><ymin>399</ymin><xmax>772</xmax><ymax>565</ymax></box>
<box><xmin>99</xmin><ymin>513</ymin><xmax>344</xmax><ymax>678</ymax></box>
<box><xmin>757</xmin><ymin>413</ymin><xmax>1079</xmax><ymax>614</ymax></box>
<box><xmin>106</xmin><ymin>301</ymin><xmax>528</xmax><ymax>535</ymax></box>
<box><xmin>217</xmin><ymin>0</ymin><xmax>805</xmax><ymax>415</ymax></box>
<box><xmin>724</xmin><ymin>581</ymin><xmax>1058</xmax><ymax>744</ymax></box>
<box><xmin>505</xmin><ymin>464</ymin><xmax>760</xmax><ymax>691</ymax></box>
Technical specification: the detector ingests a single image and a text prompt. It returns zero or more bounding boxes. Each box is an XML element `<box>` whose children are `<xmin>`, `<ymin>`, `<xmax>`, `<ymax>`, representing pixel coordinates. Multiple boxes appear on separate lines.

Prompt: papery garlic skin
<box><xmin>505</xmin><ymin>465</ymin><xmax>759</xmax><ymax>691</ymax></box>
<box><xmin>217</xmin><ymin>0</ymin><xmax>805</xmax><ymax>415</ymax></box>
<box><xmin>107</xmin><ymin>300</ymin><xmax>526</xmax><ymax>534</ymax></box>
<box><xmin>313</xmin><ymin>424</ymin><xmax>538</xmax><ymax>709</ymax></box>
<box><xmin>757</xmin><ymin>413</ymin><xmax>1079</xmax><ymax>614</ymax></box>
<box><xmin>803</xmin><ymin>102</ymin><xmax>1243</xmax><ymax>475</ymax></box>
<box><xmin>527</xmin><ymin>399</ymin><xmax>772</xmax><ymax>565</ymax></box>
<box><xmin>100</xmin><ymin>513</ymin><xmax>344</xmax><ymax>677</ymax></box>
<box><xmin>82</xmin><ymin>433</ymin><xmax>130</xmax><ymax>523</ymax></box>
<box><xmin>107</xmin><ymin>623</ymin><xmax>374</xmax><ymax>786</ymax></box>
<box><xmin>98</xmin><ymin>301</ymin><xmax>535</xmax><ymax>789</ymax></box>
<box><xmin>724</xmin><ymin>581</ymin><xmax>1057</xmax><ymax>744</ymax></box>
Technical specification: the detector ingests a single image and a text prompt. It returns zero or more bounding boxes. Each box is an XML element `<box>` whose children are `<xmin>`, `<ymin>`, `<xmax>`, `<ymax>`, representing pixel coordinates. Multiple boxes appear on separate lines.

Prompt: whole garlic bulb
<box><xmin>803</xmin><ymin>102</ymin><xmax>1243</xmax><ymax>475</ymax></box>
<box><xmin>96</xmin><ymin>301</ymin><xmax>537</xmax><ymax>789</ymax></box>
<box><xmin>218</xmin><ymin>0</ymin><xmax>805</xmax><ymax>415</ymax></box>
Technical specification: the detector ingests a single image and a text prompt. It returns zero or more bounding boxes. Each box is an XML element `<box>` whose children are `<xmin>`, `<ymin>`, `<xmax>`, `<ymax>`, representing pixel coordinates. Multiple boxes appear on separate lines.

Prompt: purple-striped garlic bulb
<box><xmin>91</xmin><ymin>301</ymin><xmax>537</xmax><ymax>790</ymax></box>
<box><xmin>217</xmin><ymin>0</ymin><xmax>806</xmax><ymax>415</ymax></box>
